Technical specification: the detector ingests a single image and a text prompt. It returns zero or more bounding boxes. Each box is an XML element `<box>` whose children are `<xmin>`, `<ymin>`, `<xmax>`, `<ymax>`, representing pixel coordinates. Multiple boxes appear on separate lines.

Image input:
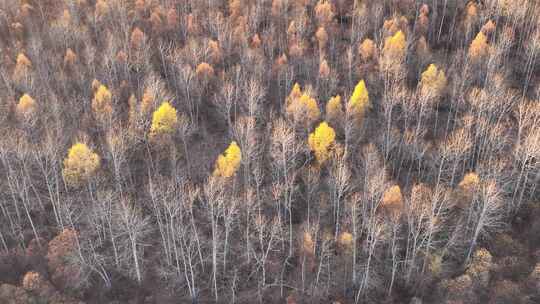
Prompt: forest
<box><xmin>0</xmin><ymin>0</ymin><xmax>539</xmax><ymax>303</ymax></box>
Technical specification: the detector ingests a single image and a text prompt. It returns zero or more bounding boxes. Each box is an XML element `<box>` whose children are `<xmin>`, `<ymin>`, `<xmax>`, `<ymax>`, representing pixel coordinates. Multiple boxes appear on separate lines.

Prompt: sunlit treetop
<box><xmin>308</xmin><ymin>121</ymin><xmax>336</xmax><ymax>165</ymax></box>
<box><xmin>347</xmin><ymin>80</ymin><xmax>370</xmax><ymax>118</ymax></box>
<box><xmin>326</xmin><ymin>95</ymin><xmax>343</xmax><ymax>123</ymax></box>
<box><xmin>420</xmin><ymin>64</ymin><xmax>447</xmax><ymax>98</ymax></box>
<box><xmin>383</xmin><ymin>30</ymin><xmax>407</xmax><ymax>60</ymax></box>
<box><xmin>469</xmin><ymin>31</ymin><xmax>489</xmax><ymax>60</ymax></box>
<box><xmin>92</xmin><ymin>85</ymin><xmax>113</xmax><ymax>120</ymax></box>
<box><xmin>150</xmin><ymin>102</ymin><xmax>178</xmax><ymax>138</ymax></box>
<box><xmin>16</xmin><ymin>53</ymin><xmax>32</xmax><ymax>68</ymax></box>
<box><xmin>459</xmin><ymin>172</ymin><xmax>480</xmax><ymax>192</ymax></box>
<box><xmin>196</xmin><ymin>62</ymin><xmax>214</xmax><ymax>80</ymax></box>
<box><xmin>16</xmin><ymin>94</ymin><xmax>37</xmax><ymax>122</ymax></box>
<box><xmin>62</xmin><ymin>142</ymin><xmax>100</xmax><ymax>187</ymax></box>
<box><xmin>213</xmin><ymin>141</ymin><xmax>242</xmax><ymax>178</ymax></box>
<box><xmin>381</xmin><ymin>185</ymin><xmax>404</xmax><ymax>219</ymax></box>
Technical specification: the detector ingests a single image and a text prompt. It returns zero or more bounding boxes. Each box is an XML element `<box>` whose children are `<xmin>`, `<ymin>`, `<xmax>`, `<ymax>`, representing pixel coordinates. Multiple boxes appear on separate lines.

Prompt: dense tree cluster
<box><xmin>0</xmin><ymin>0</ymin><xmax>539</xmax><ymax>303</ymax></box>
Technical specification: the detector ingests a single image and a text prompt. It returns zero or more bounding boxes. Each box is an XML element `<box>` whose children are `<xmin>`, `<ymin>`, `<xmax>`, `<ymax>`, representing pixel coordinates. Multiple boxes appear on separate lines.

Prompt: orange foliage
<box><xmin>315</xmin><ymin>26</ymin><xmax>328</xmax><ymax>50</ymax></box>
<box><xmin>95</xmin><ymin>0</ymin><xmax>110</xmax><ymax>20</ymax></box>
<box><xmin>63</xmin><ymin>48</ymin><xmax>77</xmax><ymax>68</ymax></box>
<box><xmin>481</xmin><ymin>20</ymin><xmax>496</xmax><ymax>35</ymax></box>
<box><xmin>358</xmin><ymin>38</ymin><xmax>376</xmax><ymax>62</ymax></box>
<box><xmin>46</xmin><ymin>229</ymin><xmax>82</xmax><ymax>291</ymax></box>
<box><xmin>208</xmin><ymin>40</ymin><xmax>222</xmax><ymax>64</ymax></box>
<box><xmin>319</xmin><ymin>58</ymin><xmax>330</xmax><ymax>78</ymax></box>
<box><xmin>166</xmin><ymin>8</ymin><xmax>178</xmax><ymax>30</ymax></box>
<box><xmin>314</xmin><ymin>0</ymin><xmax>334</xmax><ymax>26</ymax></box>
<box><xmin>131</xmin><ymin>27</ymin><xmax>146</xmax><ymax>49</ymax></box>
<box><xmin>381</xmin><ymin>185</ymin><xmax>404</xmax><ymax>220</ymax></box>
<box><xmin>196</xmin><ymin>62</ymin><xmax>215</xmax><ymax>81</ymax></box>
<box><xmin>150</xmin><ymin>10</ymin><xmax>164</xmax><ymax>33</ymax></box>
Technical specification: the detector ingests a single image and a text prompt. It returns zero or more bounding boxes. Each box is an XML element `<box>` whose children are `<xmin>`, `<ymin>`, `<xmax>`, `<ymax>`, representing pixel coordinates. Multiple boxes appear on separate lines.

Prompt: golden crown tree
<box><xmin>382</xmin><ymin>30</ymin><xmax>407</xmax><ymax>70</ymax></box>
<box><xmin>347</xmin><ymin>80</ymin><xmax>370</xmax><ymax>120</ymax></box>
<box><xmin>326</xmin><ymin>95</ymin><xmax>344</xmax><ymax>125</ymax></box>
<box><xmin>62</xmin><ymin>143</ymin><xmax>100</xmax><ymax>187</ymax></box>
<box><xmin>286</xmin><ymin>84</ymin><xmax>321</xmax><ymax>127</ymax></box>
<box><xmin>13</xmin><ymin>53</ymin><xmax>32</xmax><ymax>81</ymax></box>
<box><xmin>469</xmin><ymin>31</ymin><xmax>489</xmax><ymax>60</ymax></box>
<box><xmin>150</xmin><ymin>102</ymin><xmax>178</xmax><ymax>140</ymax></box>
<box><xmin>16</xmin><ymin>94</ymin><xmax>37</xmax><ymax>124</ymax></box>
<box><xmin>419</xmin><ymin>64</ymin><xmax>447</xmax><ymax>99</ymax></box>
<box><xmin>92</xmin><ymin>84</ymin><xmax>113</xmax><ymax>124</ymax></box>
<box><xmin>381</xmin><ymin>185</ymin><xmax>404</xmax><ymax>220</ymax></box>
<box><xmin>213</xmin><ymin>141</ymin><xmax>242</xmax><ymax>178</ymax></box>
<box><xmin>308</xmin><ymin>121</ymin><xmax>336</xmax><ymax>164</ymax></box>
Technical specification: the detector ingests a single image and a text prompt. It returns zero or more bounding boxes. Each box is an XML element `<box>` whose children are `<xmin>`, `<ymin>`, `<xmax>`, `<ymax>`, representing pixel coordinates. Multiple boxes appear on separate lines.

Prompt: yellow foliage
<box><xmin>338</xmin><ymin>232</ymin><xmax>353</xmax><ymax>248</ymax></box>
<box><xmin>287</xmin><ymin>92</ymin><xmax>321</xmax><ymax>125</ymax></box>
<box><xmin>16</xmin><ymin>53</ymin><xmax>32</xmax><ymax>68</ymax></box>
<box><xmin>326</xmin><ymin>95</ymin><xmax>343</xmax><ymax>123</ymax></box>
<box><xmin>383</xmin><ymin>30</ymin><xmax>407</xmax><ymax>64</ymax></box>
<box><xmin>420</xmin><ymin>64</ymin><xmax>447</xmax><ymax>98</ymax></box>
<box><xmin>288</xmin><ymin>83</ymin><xmax>302</xmax><ymax>101</ymax></box>
<box><xmin>455</xmin><ymin>172</ymin><xmax>480</xmax><ymax>208</ymax></box>
<box><xmin>16</xmin><ymin>94</ymin><xmax>37</xmax><ymax>122</ymax></box>
<box><xmin>459</xmin><ymin>172</ymin><xmax>480</xmax><ymax>191</ymax></box>
<box><xmin>14</xmin><ymin>53</ymin><xmax>32</xmax><ymax>80</ymax></box>
<box><xmin>381</xmin><ymin>185</ymin><xmax>404</xmax><ymax>219</ymax></box>
<box><xmin>308</xmin><ymin>121</ymin><xmax>336</xmax><ymax>164</ymax></box>
<box><xmin>150</xmin><ymin>102</ymin><xmax>178</xmax><ymax>137</ymax></box>
<box><xmin>62</xmin><ymin>142</ymin><xmax>100</xmax><ymax>187</ymax></box>
<box><xmin>348</xmin><ymin>80</ymin><xmax>370</xmax><ymax>119</ymax></box>
<box><xmin>469</xmin><ymin>31</ymin><xmax>489</xmax><ymax>60</ymax></box>
<box><xmin>92</xmin><ymin>85</ymin><xmax>113</xmax><ymax>120</ymax></box>
<box><xmin>214</xmin><ymin>141</ymin><xmax>242</xmax><ymax>178</ymax></box>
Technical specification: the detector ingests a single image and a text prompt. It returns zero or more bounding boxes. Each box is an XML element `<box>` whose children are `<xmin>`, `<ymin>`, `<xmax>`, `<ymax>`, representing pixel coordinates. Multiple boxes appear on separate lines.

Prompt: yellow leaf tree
<box><xmin>13</xmin><ymin>53</ymin><xmax>32</xmax><ymax>81</ymax></box>
<box><xmin>92</xmin><ymin>85</ymin><xmax>113</xmax><ymax>123</ymax></box>
<box><xmin>382</xmin><ymin>30</ymin><xmax>407</xmax><ymax>69</ymax></box>
<box><xmin>16</xmin><ymin>94</ymin><xmax>37</xmax><ymax>123</ymax></box>
<box><xmin>62</xmin><ymin>143</ymin><xmax>100</xmax><ymax>187</ymax></box>
<box><xmin>214</xmin><ymin>141</ymin><xmax>242</xmax><ymax>178</ymax></box>
<box><xmin>308</xmin><ymin>121</ymin><xmax>336</xmax><ymax>164</ymax></box>
<box><xmin>381</xmin><ymin>185</ymin><xmax>404</xmax><ymax>220</ymax></box>
<box><xmin>469</xmin><ymin>31</ymin><xmax>489</xmax><ymax>60</ymax></box>
<box><xmin>419</xmin><ymin>64</ymin><xmax>447</xmax><ymax>98</ymax></box>
<box><xmin>347</xmin><ymin>80</ymin><xmax>370</xmax><ymax>119</ymax></box>
<box><xmin>286</xmin><ymin>84</ymin><xmax>321</xmax><ymax>127</ymax></box>
<box><xmin>150</xmin><ymin>102</ymin><xmax>178</xmax><ymax>139</ymax></box>
<box><xmin>326</xmin><ymin>95</ymin><xmax>344</xmax><ymax>125</ymax></box>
